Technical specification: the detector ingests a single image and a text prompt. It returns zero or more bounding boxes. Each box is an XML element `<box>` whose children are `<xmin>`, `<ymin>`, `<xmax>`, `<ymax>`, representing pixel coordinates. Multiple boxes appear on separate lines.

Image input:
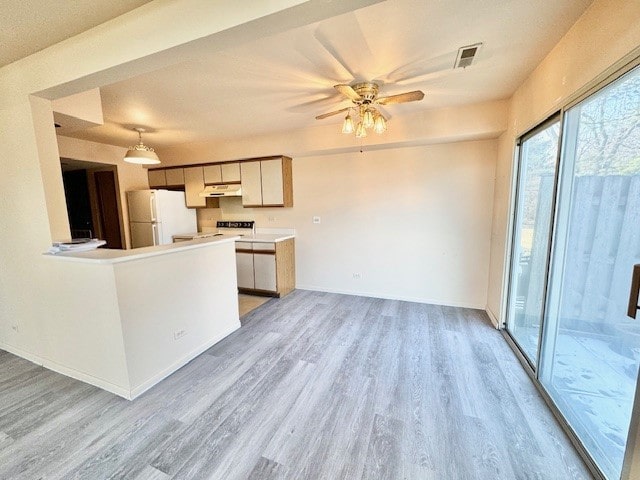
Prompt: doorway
<box><xmin>506</xmin><ymin>63</ymin><xmax>640</xmax><ymax>479</ymax></box>
<box><xmin>61</xmin><ymin>159</ymin><xmax>124</xmax><ymax>249</ymax></box>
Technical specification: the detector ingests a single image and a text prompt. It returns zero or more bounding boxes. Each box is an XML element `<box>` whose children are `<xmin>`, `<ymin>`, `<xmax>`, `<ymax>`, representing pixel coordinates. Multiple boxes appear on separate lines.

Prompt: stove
<box><xmin>216</xmin><ymin>220</ymin><xmax>255</xmax><ymax>237</ymax></box>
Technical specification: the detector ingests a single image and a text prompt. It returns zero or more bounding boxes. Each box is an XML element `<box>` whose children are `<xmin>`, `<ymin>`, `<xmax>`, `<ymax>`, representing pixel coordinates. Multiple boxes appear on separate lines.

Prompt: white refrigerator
<box><xmin>126</xmin><ymin>190</ymin><xmax>197</xmax><ymax>248</ymax></box>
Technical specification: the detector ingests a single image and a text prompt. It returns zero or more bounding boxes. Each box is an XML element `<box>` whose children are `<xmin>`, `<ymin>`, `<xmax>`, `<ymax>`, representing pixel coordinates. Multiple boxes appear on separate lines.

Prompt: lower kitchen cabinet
<box><xmin>235</xmin><ymin>238</ymin><xmax>295</xmax><ymax>297</ymax></box>
<box><xmin>236</xmin><ymin>250</ymin><xmax>255</xmax><ymax>289</ymax></box>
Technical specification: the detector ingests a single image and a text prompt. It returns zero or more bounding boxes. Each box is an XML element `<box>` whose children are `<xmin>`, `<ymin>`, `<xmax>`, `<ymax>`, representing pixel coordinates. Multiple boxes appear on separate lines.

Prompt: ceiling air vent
<box><xmin>454</xmin><ymin>43</ymin><xmax>483</xmax><ymax>69</ymax></box>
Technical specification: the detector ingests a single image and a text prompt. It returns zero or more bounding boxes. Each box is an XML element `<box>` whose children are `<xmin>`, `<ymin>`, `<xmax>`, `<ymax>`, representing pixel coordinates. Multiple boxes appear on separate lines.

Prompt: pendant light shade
<box><xmin>124</xmin><ymin>128</ymin><xmax>160</xmax><ymax>165</ymax></box>
<box><xmin>342</xmin><ymin>111</ymin><xmax>355</xmax><ymax>134</ymax></box>
<box><xmin>374</xmin><ymin>114</ymin><xmax>387</xmax><ymax>134</ymax></box>
<box><xmin>362</xmin><ymin>108</ymin><xmax>374</xmax><ymax>129</ymax></box>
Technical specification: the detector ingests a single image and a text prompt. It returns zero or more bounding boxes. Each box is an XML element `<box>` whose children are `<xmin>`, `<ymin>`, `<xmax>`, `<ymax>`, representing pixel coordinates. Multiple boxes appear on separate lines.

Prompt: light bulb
<box><xmin>342</xmin><ymin>112</ymin><xmax>354</xmax><ymax>134</ymax></box>
<box><xmin>374</xmin><ymin>115</ymin><xmax>387</xmax><ymax>134</ymax></box>
<box><xmin>355</xmin><ymin>121</ymin><xmax>367</xmax><ymax>138</ymax></box>
<box><xmin>363</xmin><ymin>109</ymin><xmax>374</xmax><ymax>129</ymax></box>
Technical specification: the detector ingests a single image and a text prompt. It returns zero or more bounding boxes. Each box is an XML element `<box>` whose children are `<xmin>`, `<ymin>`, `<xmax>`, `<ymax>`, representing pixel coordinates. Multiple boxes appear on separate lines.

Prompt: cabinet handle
<box><xmin>629</xmin><ymin>264</ymin><xmax>640</xmax><ymax>319</ymax></box>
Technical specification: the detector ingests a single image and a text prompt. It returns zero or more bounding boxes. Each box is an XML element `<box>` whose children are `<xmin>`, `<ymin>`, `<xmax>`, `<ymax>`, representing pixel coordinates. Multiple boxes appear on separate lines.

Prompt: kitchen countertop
<box><xmin>235</xmin><ymin>233</ymin><xmax>295</xmax><ymax>243</ymax></box>
<box><xmin>44</xmin><ymin>234</ymin><xmax>239</xmax><ymax>264</ymax></box>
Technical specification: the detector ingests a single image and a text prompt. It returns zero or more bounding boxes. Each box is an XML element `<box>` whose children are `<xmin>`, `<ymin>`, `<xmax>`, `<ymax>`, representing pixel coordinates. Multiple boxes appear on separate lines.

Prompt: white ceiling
<box><xmin>56</xmin><ymin>0</ymin><xmax>593</xmax><ymax>149</ymax></box>
<box><xmin>0</xmin><ymin>0</ymin><xmax>152</xmax><ymax>67</ymax></box>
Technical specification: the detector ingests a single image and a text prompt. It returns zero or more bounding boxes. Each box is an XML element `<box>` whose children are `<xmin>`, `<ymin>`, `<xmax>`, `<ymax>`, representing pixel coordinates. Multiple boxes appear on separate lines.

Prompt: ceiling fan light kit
<box><xmin>124</xmin><ymin>128</ymin><xmax>160</xmax><ymax>165</ymax></box>
<box><xmin>318</xmin><ymin>81</ymin><xmax>424</xmax><ymax>139</ymax></box>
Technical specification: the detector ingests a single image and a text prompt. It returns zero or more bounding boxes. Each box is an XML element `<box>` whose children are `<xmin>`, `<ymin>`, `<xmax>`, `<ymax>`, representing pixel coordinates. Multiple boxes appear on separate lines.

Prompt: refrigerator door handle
<box><xmin>150</xmin><ymin>193</ymin><xmax>157</xmax><ymax>222</ymax></box>
<box><xmin>152</xmin><ymin>223</ymin><xmax>160</xmax><ymax>246</ymax></box>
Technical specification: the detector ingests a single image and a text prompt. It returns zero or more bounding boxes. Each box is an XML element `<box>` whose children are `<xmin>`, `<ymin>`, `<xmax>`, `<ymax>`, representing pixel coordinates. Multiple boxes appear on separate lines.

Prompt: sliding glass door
<box><xmin>539</xmin><ymin>65</ymin><xmax>640</xmax><ymax>480</ymax></box>
<box><xmin>506</xmin><ymin>117</ymin><xmax>560</xmax><ymax>365</ymax></box>
<box><xmin>507</xmin><ymin>63</ymin><xmax>640</xmax><ymax>479</ymax></box>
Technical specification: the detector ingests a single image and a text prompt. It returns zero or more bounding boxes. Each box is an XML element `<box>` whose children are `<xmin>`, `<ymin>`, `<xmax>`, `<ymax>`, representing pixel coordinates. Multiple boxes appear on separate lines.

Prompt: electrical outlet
<box><xmin>11</xmin><ymin>324</ymin><xmax>19</xmax><ymax>333</ymax></box>
<box><xmin>353</xmin><ymin>273</ymin><xmax>362</xmax><ymax>279</ymax></box>
<box><xmin>268</xmin><ymin>216</ymin><xmax>276</xmax><ymax>222</ymax></box>
<box><xmin>313</xmin><ymin>216</ymin><xmax>321</xmax><ymax>224</ymax></box>
<box><xmin>173</xmin><ymin>329</ymin><xmax>187</xmax><ymax>340</ymax></box>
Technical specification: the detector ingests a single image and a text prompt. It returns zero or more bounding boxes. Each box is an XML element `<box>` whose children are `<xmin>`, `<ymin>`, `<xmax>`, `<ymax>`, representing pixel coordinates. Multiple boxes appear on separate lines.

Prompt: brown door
<box><xmin>94</xmin><ymin>170</ymin><xmax>123</xmax><ymax>249</ymax></box>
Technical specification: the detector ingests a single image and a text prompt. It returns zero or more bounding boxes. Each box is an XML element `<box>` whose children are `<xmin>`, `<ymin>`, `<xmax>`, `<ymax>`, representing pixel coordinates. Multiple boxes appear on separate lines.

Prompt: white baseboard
<box><xmin>128</xmin><ymin>322</ymin><xmax>241</xmax><ymax>400</ymax></box>
<box><xmin>485</xmin><ymin>306</ymin><xmax>500</xmax><ymax>329</ymax></box>
<box><xmin>0</xmin><ymin>341</ymin><xmax>46</xmax><ymax>367</ymax></box>
<box><xmin>295</xmin><ymin>285</ymin><xmax>485</xmax><ymax>310</ymax></box>
<box><xmin>1</xmin><ymin>322</ymin><xmax>241</xmax><ymax>401</ymax></box>
<box><xmin>0</xmin><ymin>340</ymin><xmax>130</xmax><ymax>398</ymax></box>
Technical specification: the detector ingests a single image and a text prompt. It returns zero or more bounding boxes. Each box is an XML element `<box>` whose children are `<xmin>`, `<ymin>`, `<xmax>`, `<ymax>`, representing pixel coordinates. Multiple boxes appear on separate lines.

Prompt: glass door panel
<box><xmin>540</xmin><ymin>65</ymin><xmax>640</xmax><ymax>480</ymax></box>
<box><xmin>506</xmin><ymin>118</ymin><xmax>560</xmax><ymax>365</ymax></box>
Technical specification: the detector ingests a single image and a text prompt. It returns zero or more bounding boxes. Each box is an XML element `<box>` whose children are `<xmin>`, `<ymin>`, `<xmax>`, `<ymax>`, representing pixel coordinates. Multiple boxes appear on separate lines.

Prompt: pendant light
<box><xmin>123</xmin><ymin>128</ymin><xmax>160</xmax><ymax>165</ymax></box>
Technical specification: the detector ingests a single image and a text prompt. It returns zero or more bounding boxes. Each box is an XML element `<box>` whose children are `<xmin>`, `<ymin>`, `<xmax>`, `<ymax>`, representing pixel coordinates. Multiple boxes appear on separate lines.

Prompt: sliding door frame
<box><xmin>504</xmin><ymin>112</ymin><xmax>563</xmax><ymax>370</ymax></box>
<box><xmin>502</xmin><ymin>48</ymin><xmax>640</xmax><ymax>480</ymax></box>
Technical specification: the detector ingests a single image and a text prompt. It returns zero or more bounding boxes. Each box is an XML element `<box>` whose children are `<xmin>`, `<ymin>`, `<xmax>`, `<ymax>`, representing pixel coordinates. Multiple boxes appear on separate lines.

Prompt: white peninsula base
<box><xmin>41</xmin><ymin>236</ymin><xmax>240</xmax><ymax>399</ymax></box>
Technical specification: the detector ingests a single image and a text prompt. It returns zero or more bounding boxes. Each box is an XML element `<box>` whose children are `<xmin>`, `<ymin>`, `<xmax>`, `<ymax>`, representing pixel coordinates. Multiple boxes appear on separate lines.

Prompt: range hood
<box><xmin>199</xmin><ymin>184</ymin><xmax>242</xmax><ymax>197</ymax></box>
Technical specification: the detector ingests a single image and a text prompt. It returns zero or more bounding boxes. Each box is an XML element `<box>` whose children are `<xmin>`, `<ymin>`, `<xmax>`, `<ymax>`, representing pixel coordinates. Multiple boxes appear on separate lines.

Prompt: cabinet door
<box><xmin>261</xmin><ymin>159</ymin><xmax>284</xmax><ymax>206</ymax></box>
<box><xmin>148</xmin><ymin>169</ymin><xmax>166</xmax><ymax>188</ymax></box>
<box><xmin>240</xmin><ymin>161</ymin><xmax>262</xmax><ymax>206</ymax></box>
<box><xmin>203</xmin><ymin>164</ymin><xmax>222</xmax><ymax>184</ymax></box>
<box><xmin>165</xmin><ymin>168</ymin><xmax>185</xmax><ymax>186</ymax></box>
<box><xmin>254</xmin><ymin>252</ymin><xmax>277</xmax><ymax>291</ymax></box>
<box><xmin>221</xmin><ymin>162</ymin><xmax>241</xmax><ymax>182</ymax></box>
<box><xmin>236</xmin><ymin>251</ymin><xmax>255</xmax><ymax>289</ymax></box>
<box><xmin>183</xmin><ymin>167</ymin><xmax>206</xmax><ymax>208</ymax></box>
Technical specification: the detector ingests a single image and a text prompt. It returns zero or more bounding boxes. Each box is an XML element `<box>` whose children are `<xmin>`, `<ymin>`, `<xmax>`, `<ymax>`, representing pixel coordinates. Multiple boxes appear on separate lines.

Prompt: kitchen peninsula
<box><xmin>43</xmin><ymin>235</ymin><xmax>240</xmax><ymax>399</ymax></box>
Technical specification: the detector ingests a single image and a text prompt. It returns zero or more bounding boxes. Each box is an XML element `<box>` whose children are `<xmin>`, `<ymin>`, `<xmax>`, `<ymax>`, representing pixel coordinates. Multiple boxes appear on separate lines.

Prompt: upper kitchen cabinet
<box><xmin>183</xmin><ymin>166</ymin><xmax>206</xmax><ymax>208</ymax></box>
<box><xmin>240</xmin><ymin>161</ymin><xmax>262</xmax><ymax>207</ymax></box>
<box><xmin>221</xmin><ymin>162</ymin><xmax>241</xmax><ymax>183</ymax></box>
<box><xmin>164</xmin><ymin>168</ymin><xmax>185</xmax><ymax>187</ymax></box>
<box><xmin>203</xmin><ymin>164</ymin><xmax>222</xmax><ymax>184</ymax></box>
<box><xmin>240</xmin><ymin>156</ymin><xmax>293</xmax><ymax>207</ymax></box>
<box><xmin>148</xmin><ymin>169</ymin><xmax>166</xmax><ymax>188</ymax></box>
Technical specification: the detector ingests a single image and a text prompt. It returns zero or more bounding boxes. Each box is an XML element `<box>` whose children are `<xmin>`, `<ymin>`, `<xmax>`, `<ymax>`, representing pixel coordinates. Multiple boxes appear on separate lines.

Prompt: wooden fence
<box><xmin>521</xmin><ymin>174</ymin><xmax>640</xmax><ymax>334</ymax></box>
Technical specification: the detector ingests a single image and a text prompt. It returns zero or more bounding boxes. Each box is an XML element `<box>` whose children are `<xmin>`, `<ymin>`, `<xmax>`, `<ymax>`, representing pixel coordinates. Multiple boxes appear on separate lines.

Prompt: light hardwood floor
<box><xmin>0</xmin><ymin>290</ymin><xmax>592</xmax><ymax>479</ymax></box>
<box><xmin>238</xmin><ymin>293</ymin><xmax>271</xmax><ymax>317</ymax></box>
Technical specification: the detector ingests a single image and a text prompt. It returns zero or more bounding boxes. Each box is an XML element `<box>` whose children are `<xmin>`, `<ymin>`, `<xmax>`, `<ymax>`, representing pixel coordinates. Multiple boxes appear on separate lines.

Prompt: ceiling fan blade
<box><xmin>384</xmin><ymin>51</ymin><xmax>457</xmax><ymax>85</ymax></box>
<box><xmin>313</xmin><ymin>12</ymin><xmax>376</xmax><ymax>81</ymax></box>
<box><xmin>376</xmin><ymin>90</ymin><xmax>425</xmax><ymax>105</ymax></box>
<box><xmin>287</xmin><ymin>94</ymin><xmax>341</xmax><ymax>113</ymax></box>
<box><xmin>315</xmin><ymin>107</ymin><xmax>350</xmax><ymax>120</ymax></box>
<box><xmin>334</xmin><ymin>84</ymin><xmax>361</xmax><ymax>102</ymax></box>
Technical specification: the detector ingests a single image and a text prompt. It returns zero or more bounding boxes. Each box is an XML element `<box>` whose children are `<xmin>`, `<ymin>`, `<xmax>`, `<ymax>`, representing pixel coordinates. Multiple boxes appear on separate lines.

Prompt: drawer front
<box><xmin>252</xmin><ymin>242</ymin><xmax>275</xmax><ymax>252</ymax></box>
<box><xmin>235</xmin><ymin>241</ymin><xmax>253</xmax><ymax>252</ymax></box>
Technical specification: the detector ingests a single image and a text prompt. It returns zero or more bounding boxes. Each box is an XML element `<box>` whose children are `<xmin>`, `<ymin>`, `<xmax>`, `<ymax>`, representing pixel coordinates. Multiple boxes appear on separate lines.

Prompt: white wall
<box><xmin>486</xmin><ymin>0</ymin><xmax>640</xmax><ymax>326</ymax></box>
<box><xmin>215</xmin><ymin>141</ymin><xmax>497</xmax><ymax>308</ymax></box>
<box><xmin>116</xmin><ymin>241</ymin><xmax>240</xmax><ymax>396</ymax></box>
<box><xmin>154</xmin><ymin>100</ymin><xmax>506</xmax><ymax>308</ymax></box>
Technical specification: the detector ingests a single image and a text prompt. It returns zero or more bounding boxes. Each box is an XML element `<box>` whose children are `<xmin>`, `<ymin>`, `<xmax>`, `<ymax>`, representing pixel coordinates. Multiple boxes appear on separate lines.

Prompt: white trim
<box><xmin>128</xmin><ymin>323</ymin><xmax>240</xmax><ymax>400</ymax></box>
<box><xmin>296</xmin><ymin>285</ymin><xmax>486</xmax><ymax>310</ymax></box>
<box><xmin>0</xmin><ymin>340</ymin><xmax>131</xmax><ymax>399</ymax></box>
<box><xmin>485</xmin><ymin>306</ymin><xmax>500</xmax><ymax>328</ymax></box>
<box><xmin>1</xmin><ymin>322</ymin><xmax>240</xmax><ymax>401</ymax></box>
<box><xmin>0</xmin><ymin>341</ymin><xmax>47</xmax><ymax>367</ymax></box>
